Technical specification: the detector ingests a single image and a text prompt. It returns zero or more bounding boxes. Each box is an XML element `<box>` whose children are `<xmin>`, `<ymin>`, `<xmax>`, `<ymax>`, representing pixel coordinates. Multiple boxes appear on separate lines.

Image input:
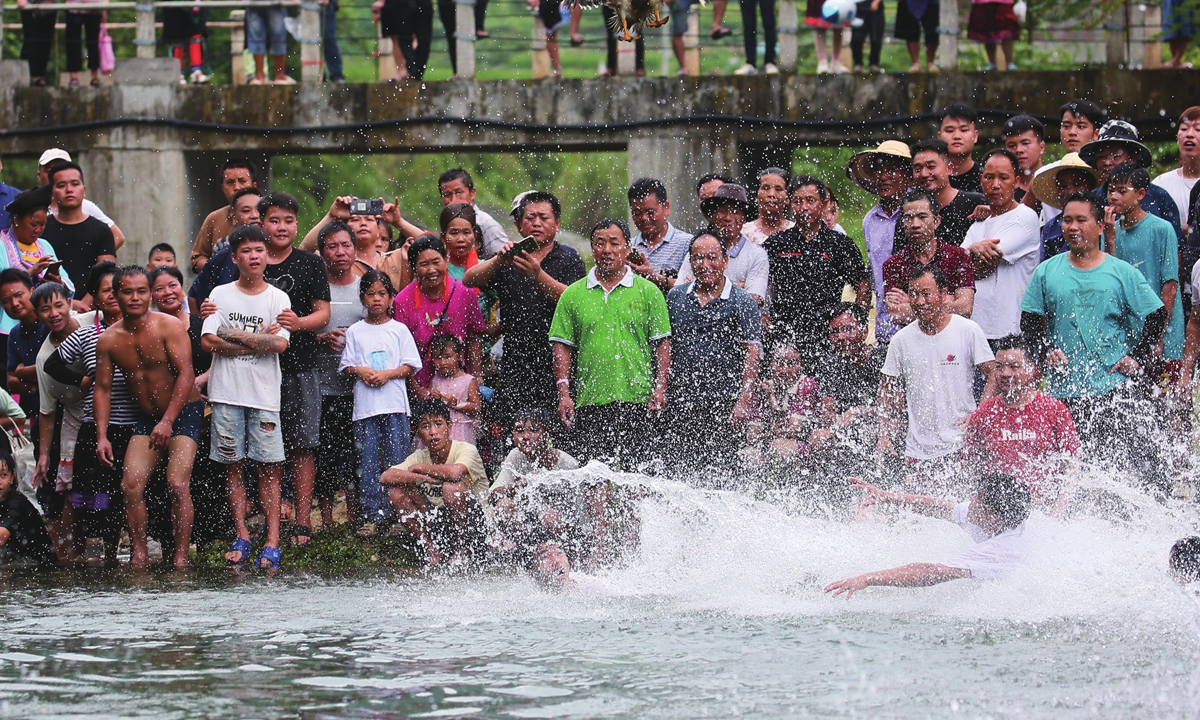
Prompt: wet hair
<box><xmin>85</xmin><ymin>260</ymin><xmax>120</xmax><ymax>298</ymax></box>
<box><xmin>990</xmin><ymin>334</ymin><xmax>1031</xmax><ymax>360</ymax></box>
<box><xmin>757</xmin><ymin>166</ymin><xmax>790</xmax><ymax>185</ymax></box>
<box><xmin>223</xmin><ymin>158</ymin><xmax>258</xmax><ymax>182</ymax></box>
<box><xmin>358</xmin><ymin>268</ymin><xmax>396</xmax><ymax>298</ymax></box>
<box><xmin>114</xmin><ymin>265</ymin><xmax>149</xmax><ymax>293</ymax></box>
<box><xmin>1002</xmin><ymin>114</ymin><xmax>1046</xmax><ymax>142</ymax></box>
<box><xmin>228</xmin><ymin>224</ymin><xmax>270</xmax><ymax>252</ymax></box>
<box><xmin>938</xmin><ymin>102</ymin><xmax>977</xmax><ymax>124</ymax></box>
<box><xmin>30</xmin><ymin>281</ymin><xmax>71</xmax><ymax>309</ymax></box>
<box><xmin>1061</xmin><ymin>100</ymin><xmax>1106</xmax><ymax>126</ymax></box>
<box><xmin>148</xmin><ymin>242</ymin><xmax>176</xmax><ymax>260</ymax></box>
<box><xmin>628</xmin><ymin>177</ymin><xmax>668</xmax><ymax>205</ymax></box>
<box><xmin>407</xmin><ymin>234</ymin><xmax>447</xmax><ymax>272</ymax></box>
<box><xmin>148</xmin><ymin>265</ymin><xmax>185</xmax><ymax>289</ymax></box>
<box><xmin>231</xmin><ymin>186</ymin><xmax>262</xmax><ymax>207</ymax></box>
<box><xmin>688</xmin><ymin>228</ymin><xmax>727</xmax><ymax>256</ymax></box>
<box><xmin>257</xmin><ymin>191</ymin><xmax>300</xmax><ymax>218</ymax></box>
<box><xmin>0</xmin><ymin>268</ymin><xmax>33</xmax><ymax>291</ymax></box>
<box><xmin>439</xmin><ymin>202</ymin><xmax>482</xmax><ymax>244</ymax></box>
<box><xmin>908</xmin><ymin>264</ymin><xmax>948</xmax><ymax>290</ymax></box>
<box><xmin>1170</xmin><ymin>537</ymin><xmax>1200</xmax><ymax>582</ymax></box>
<box><xmin>982</xmin><ymin>147</ymin><xmax>1021</xmax><ymax>173</ymax></box>
<box><xmin>901</xmin><ymin>188</ymin><xmax>941</xmax><ymax>216</ymax></box>
<box><xmin>695</xmin><ymin>173</ymin><xmax>735</xmax><ymax>196</ymax></box>
<box><xmin>317</xmin><ymin>220</ymin><xmax>354</xmax><ymax>253</ymax></box>
<box><xmin>47</xmin><ymin>161</ymin><xmax>83</xmax><ymax>184</ymax></box>
<box><xmin>829</xmin><ymin>301</ymin><xmax>869</xmax><ymax>328</ymax></box>
<box><xmin>787</xmin><ymin>174</ymin><xmax>828</xmax><ymax>201</ymax></box>
<box><xmin>438</xmin><ymin>168</ymin><xmax>474</xmax><ymax>191</ymax></box>
<box><xmin>1181</xmin><ymin>106</ymin><xmax>1200</xmax><ymax>125</ymax></box>
<box><xmin>429</xmin><ymin>333</ymin><xmax>464</xmax><ymax>359</ymax></box>
<box><xmin>977</xmin><ymin>473</ymin><xmax>1032</xmax><ymax>530</ymax></box>
<box><xmin>516</xmin><ymin>191</ymin><xmax>562</xmax><ymax>221</ymax></box>
<box><xmin>909</xmin><ymin>138</ymin><xmax>951</xmax><ymax>159</ymax></box>
<box><xmin>1062</xmin><ymin>191</ymin><xmax>1106</xmax><ymax>222</ymax></box>
<box><xmin>591</xmin><ymin>217</ymin><xmax>630</xmax><ymax>242</ymax></box>
<box><xmin>1107</xmin><ymin>162</ymin><xmax>1151</xmax><ymax>191</ymax></box>
<box><xmin>511</xmin><ymin>407</ymin><xmax>556</xmax><ymax>435</ymax></box>
<box><xmin>411</xmin><ymin>398</ymin><xmax>452</xmax><ymax>426</ymax></box>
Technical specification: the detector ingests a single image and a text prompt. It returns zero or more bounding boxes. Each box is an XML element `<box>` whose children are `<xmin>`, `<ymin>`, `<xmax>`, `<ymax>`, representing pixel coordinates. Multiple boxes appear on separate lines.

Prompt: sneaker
<box><xmin>733</xmin><ymin>63</ymin><xmax>757</xmax><ymax>76</ymax></box>
<box><xmin>763</xmin><ymin>63</ymin><xmax>779</xmax><ymax>75</ymax></box>
<box><xmin>189</xmin><ymin>69</ymin><xmax>210</xmax><ymax>84</ymax></box>
<box><xmin>831</xmin><ymin>61</ymin><xmax>850</xmax><ymax>74</ymax></box>
<box><xmin>1006</xmin><ymin>62</ymin><xmax>1019</xmax><ymax>71</ymax></box>
<box><xmin>869</xmin><ymin>65</ymin><xmax>882</xmax><ymax>73</ymax></box>
<box><xmin>178</xmin><ymin>75</ymin><xmax>188</xmax><ymax>85</ymax></box>
<box><xmin>982</xmin><ymin>63</ymin><xmax>997</xmax><ymax>71</ymax></box>
<box><xmin>816</xmin><ymin>59</ymin><xmax>830</xmax><ymax>74</ymax></box>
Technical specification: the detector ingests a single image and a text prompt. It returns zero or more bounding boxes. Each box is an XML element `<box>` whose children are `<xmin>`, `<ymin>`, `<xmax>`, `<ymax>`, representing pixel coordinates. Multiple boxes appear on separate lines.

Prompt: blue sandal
<box><xmin>257</xmin><ymin>545</ymin><xmax>282</xmax><ymax>569</ymax></box>
<box><xmin>226</xmin><ymin>537</ymin><xmax>253</xmax><ymax>566</ymax></box>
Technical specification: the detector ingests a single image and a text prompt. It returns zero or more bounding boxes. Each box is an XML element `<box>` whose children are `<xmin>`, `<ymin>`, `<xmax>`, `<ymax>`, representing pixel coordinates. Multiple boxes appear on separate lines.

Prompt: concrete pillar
<box><xmin>736</xmin><ymin>142</ymin><xmax>796</xmax><ymax>192</ymax></box>
<box><xmin>778</xmin><ymin>0</ymin><xmax>799</xmax><ymax>73</ymax></box>
<box><xmin>1106</xmin><ymin>7</ymin><xmax>1128</xmax><ymax>67</ymax></box>
<box><xmin>532</xmin><ymin>17</ymin><xmax>551</xmax><ymax>79</ymax></box>
<box><xmin>1142</xmin><ymin>3</ymin><xmax>1163</xmax><ymax>69</ymax></box>
<box><xmin>627</xmin><ymin>129</ymin><xmax>738</xmax><ymax>230</ymax></box>
<box><xmin>938</xmin><ymin>0</ymin><xmax>959</xmax><ymax>70</ymax></box>
<box><xmin>456</xmin><ymin>0</ymin><xmax>477</xmax><ymax>78</ymax></box>
<box><xmin>230</xmin><ymin>10</ymin><xmax>247</xmax><ymax>85</ymax></box>
<box><xmin>299</xmin><ymin>2</ymin><xmax>323</xmax><ymax>82</ymax></box>
<box><xmin>617</xmin><ymin>36</ymin><xmax>638</xmax><ymax>75</ymax></box>
<box><xmin>182</xmin><ymin>152</ymin><xmax>274</xmax><ymax>261</ymax></box>
<box><xmin>76</xmin><ymin>149</ymin><xmax>189</xmax><ymax>269</ymax></box>
<box><xmin>135</xmin><ymin>1</ymin><xmax>156</xmax><ymax>60</ymax></box>
<box><xmin>684</xmin><ymin>6</ymin><xmax>701</xmax><ymax>76</ymax></box>
<box><xmin>378</xmin><ymin>23</ymin><xmax>397</xmax><ymax>81</ymax></box>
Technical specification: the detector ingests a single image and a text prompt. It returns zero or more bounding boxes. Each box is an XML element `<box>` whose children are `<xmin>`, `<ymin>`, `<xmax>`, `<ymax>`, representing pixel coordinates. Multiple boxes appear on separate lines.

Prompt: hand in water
<box><xmin>824</xmin><ymin>574</ymin><xmax>870</xmax><ymax>598</ymax></box>
<box><xmin>1110</xmin><ymin>355</ymin><xmax>1141</xmax><ymax>377</ymax></box>
<box><xmin>849</xmin><ymin>477</ymin><xmax>891</xmax><ymax>509</ymax></box>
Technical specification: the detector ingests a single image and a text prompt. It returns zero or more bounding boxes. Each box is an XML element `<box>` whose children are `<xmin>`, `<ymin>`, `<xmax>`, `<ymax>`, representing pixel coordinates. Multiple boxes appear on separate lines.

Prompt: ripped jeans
<box><xmin>209</xmin><ymin>403</ymin><xmax>287</xmax><ymax>465</ymax></box>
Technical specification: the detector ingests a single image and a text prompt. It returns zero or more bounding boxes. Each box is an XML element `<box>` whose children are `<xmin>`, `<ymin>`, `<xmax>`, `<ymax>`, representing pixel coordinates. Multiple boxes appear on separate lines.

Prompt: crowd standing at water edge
<box><xmin>5</xmin><ymin>99</ymin><xmax>1200</xmax><ymax>592</ymax></box>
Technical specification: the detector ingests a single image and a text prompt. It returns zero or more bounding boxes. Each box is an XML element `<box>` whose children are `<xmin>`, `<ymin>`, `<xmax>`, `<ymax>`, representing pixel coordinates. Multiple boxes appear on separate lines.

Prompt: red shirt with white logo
<box><xmin>963</xmin><ymin>393</ymin><xmax>1080</xmax><ymax>505</ymax></box>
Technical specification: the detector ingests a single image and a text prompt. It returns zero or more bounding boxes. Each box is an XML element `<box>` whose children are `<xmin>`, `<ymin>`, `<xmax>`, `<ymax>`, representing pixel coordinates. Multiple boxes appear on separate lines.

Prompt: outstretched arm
<box><xmin>849</xmin><ymin>478</ymin><xmax>955</xmax><ymax>520</ymax></box>
<box><xmin>824</xmin><ymin>563</ymin><xmax>973</xmax><ymax>598</ymax></box>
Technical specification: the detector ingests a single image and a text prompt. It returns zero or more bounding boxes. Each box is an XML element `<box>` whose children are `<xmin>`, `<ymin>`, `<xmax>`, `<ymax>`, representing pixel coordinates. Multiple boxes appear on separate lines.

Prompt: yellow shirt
<box><xmin>396</xmin><ymin>440</ymin><xmax>490</xmax><ymax>516</ymax></box>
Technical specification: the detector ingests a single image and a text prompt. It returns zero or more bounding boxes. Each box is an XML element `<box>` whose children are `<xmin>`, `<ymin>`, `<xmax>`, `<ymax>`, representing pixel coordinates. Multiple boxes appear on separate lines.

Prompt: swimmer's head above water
<box><xmin>1170</xmin><ymin>537</ymin><xmax>1200</xmax><ymax>584</ymax></box>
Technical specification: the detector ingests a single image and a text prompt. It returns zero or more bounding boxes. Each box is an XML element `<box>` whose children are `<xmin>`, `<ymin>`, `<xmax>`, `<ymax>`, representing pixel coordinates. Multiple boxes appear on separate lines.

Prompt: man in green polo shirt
<box><xmin>549</xmin><ymin>218</ymin><xmax>672</xmax><ymax>470</ymax></box>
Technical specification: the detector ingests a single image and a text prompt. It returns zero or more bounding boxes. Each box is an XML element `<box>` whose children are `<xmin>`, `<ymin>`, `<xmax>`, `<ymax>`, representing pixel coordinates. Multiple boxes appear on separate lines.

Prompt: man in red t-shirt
<box><xmin>963</xmin><ymin>335</ymin><xmax>1080</xmax><ymax>516</ymax></box>
<box><xmin>883</xmin><ymin>189</ymin><xmax>976</xmax><ymax>329</ymax></box>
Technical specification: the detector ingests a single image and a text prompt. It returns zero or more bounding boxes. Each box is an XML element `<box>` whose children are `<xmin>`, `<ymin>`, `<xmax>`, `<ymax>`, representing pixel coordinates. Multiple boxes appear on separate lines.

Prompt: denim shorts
<box><xmin>672</xmin><ymin>0</ymin><xmax>692</xmax><ymax>36</ymax></box>
<box><xmin>245</xmin><ymin>5</ymin><xmax>288</xmax><ymax>56</ymax></box>
<box><xmin>209</xmin><ymin>403</ymin><xmax>286</xmax><ymax>465</ymax></box>
<box><xmin>133</xmin><ymin>400</ymin><xmax>203</xmax><ymax>443</ymax></box>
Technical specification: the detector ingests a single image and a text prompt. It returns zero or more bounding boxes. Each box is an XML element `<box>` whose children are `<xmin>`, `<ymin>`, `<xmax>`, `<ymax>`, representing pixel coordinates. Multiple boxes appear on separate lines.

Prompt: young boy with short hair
<box><xmin>0</xmin><ymin>452</ymin><xmax>56</xmax><ymax>566</ymax></box>
<box><xmin>146</xmin><ymin>243</ymin><xmax>178</xmax><ymax>270</ymax></box>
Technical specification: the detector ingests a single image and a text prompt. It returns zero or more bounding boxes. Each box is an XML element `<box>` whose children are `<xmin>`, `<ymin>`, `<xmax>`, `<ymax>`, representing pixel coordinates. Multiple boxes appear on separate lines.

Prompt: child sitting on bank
<box><xmin>741</xmin><ymin>343</ymin><xmax>819</xmax><ymax>467</ymax></box>
<box><xmin>0</xmin><ymin>452</ymin><xmax>56</xmax><ymax>567</ymax></box>
<box><xmin>427</xmin><ymin>334</ymin><xmax>481</xmax><ymax>445</ymax></box>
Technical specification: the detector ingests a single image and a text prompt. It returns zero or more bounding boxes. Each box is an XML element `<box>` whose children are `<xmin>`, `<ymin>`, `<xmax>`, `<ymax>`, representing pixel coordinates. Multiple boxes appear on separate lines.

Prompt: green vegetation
<box><xmin>193</xmin><ymin>522</ymin><xmax>424</xmax><ymax>570</ymax></box>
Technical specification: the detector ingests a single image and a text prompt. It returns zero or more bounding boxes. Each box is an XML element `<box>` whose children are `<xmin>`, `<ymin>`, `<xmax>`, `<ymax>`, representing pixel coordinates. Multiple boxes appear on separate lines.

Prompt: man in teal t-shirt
<box><xmin>550</xmin><ymin>218</ymin><xmax>672</xmax><ymax>469</ymax></box>
<box><xmin>1021</xmin><ymin>193</ymin><xmax>1168</xmax><ymax>493</ymax></box>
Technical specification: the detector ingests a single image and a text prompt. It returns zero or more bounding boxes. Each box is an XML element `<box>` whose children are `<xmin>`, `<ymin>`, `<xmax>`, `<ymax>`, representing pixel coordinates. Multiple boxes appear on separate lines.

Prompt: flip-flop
<box><xmin>569</xmin><ymin>34</ymin><xmax>585</xmax><ymax>47</ymax></box>
<box><xmin>258</xmin><ymin>545</ymin><xmax>282</xmax><ymax>569</ymax></box>
<box><xmin>711</xmin><ymin>27</ymin><xmax>732</xmax><ymax>40</ymax></box>
<box><xmin>226</xmin><ymin>537</ymin><xmax>253</xmax><ymax>566</ymax></box>
<box><xmin>289</xmin><ymin>524</ymin><xmax>312</xmax><ymax>547</ymax></box>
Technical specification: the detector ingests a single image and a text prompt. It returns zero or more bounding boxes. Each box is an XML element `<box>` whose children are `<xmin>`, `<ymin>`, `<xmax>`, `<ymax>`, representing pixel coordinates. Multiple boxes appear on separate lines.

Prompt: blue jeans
<box><xmin>355</xmin><ymin>413</ymin><xmax>410</xmax><ymax>524</ymax></box>
<box><xmin>246</xmin><ymin>5</ymin><xmax>288</xmax><ymax>56</ymax></box>
<box><xmin>323</xmin><ymin>4</ymin><xmax>344</xmax><ymax>81</ymax></box>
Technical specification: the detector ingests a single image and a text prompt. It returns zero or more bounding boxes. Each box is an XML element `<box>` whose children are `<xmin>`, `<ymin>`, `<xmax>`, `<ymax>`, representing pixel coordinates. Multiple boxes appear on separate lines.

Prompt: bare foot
<box><xmin>173</xmin><ymin>552</ymin><xmax>190</xmax><ymax>570</ymax></box>
<box><xmin>129</xmin><ymin>550</ymin><xmax>150</xmax><ymax>570</ymax></box>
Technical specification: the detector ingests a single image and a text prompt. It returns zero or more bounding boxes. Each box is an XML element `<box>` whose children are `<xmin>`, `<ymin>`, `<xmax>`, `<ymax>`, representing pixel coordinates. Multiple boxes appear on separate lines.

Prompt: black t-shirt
<box><xmin>41</xmin><ymin>216</ymin><xmax>116</xmax><ymax>299</ymax></box>
<box><xmin>763</xmin><ymin>226</ymin><xmax>869</xmax><ymax>347</ymax></box>
<box><xmin>939</xmin><ymin>191</ymin><xmax>986</xmax><ymax>246</ymax></box>
<box><xmin>949</xmin><ymin>162</ymin><xmax>983</xmax><ymax>195</ymax></box>
<box><xmin>262</xmin><ymin>248</ymin><xmax>331</xmax><ymax>375</ymax></box>
<box><xmin>813</xmin><ymin>346</ymin><xmax>885</xmax><ymax>413</ymax></box>
<box><xmin>0</xmin><ymin>488</ymin><xmax>57</xmax><ymax>565</ymax></box>
<box><xmin>484</xmin><ymin>242</ymin><xmax>586</xmax><ymax>409</ymax></box>
<box><xmin>188</xmin><ymin>313</ymin><xmax>213</xmax><ymax>375</ymax></box>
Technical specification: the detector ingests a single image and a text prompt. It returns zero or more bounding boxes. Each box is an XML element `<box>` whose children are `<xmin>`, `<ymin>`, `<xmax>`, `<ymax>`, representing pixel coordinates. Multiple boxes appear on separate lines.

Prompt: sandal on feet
<box><xmin>569</xmin><ymin>34</ymin><xmax>585</xmax><ymax>46</ymax></box>
<box><xmin>289</xmin><ymin>524</ymin><xmax>312</xmax><ymax>547</ymax></box>
<box><xmin>226</xmin><ymin>537</ymin><xmax>253</xmax><ymax>565</ymax></box>
<box><xmin>90</xmin><ymin>77</ymin><xmax>101</xmax><ymax>87</ymax></box>
<box><xmin>258</xmin><ymin>545</ymin><xmax>282</xmax><ymax>569</ymax></box>
<box><xmin>476</xmin><ymin>29</ymin><xmax>489</xmax><ymax>38</ymax></box>
<box><xmin>711</xmin><ymin>26</ymin><xmax>732</xmax><ymax>40</ymax></box>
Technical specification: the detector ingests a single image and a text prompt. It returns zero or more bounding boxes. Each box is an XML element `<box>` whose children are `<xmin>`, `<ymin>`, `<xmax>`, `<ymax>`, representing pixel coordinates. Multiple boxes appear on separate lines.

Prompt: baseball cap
<box><xmin>38</xmin><ymin>148</ymin><xmax>71</xmax><ymax>167</ymax></box>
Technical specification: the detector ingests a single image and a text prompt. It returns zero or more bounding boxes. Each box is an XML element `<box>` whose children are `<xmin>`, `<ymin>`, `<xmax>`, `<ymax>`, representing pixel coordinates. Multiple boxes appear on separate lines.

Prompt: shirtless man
<box><xmin>94</xmin><ymin>266</ymin><xmax>199</xmax><ymax>569</ymax></box>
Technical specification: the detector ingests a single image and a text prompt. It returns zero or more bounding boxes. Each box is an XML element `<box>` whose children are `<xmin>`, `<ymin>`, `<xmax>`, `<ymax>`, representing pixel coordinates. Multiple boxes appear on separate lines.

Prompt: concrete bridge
<box><xmin>0</xmin><ymin>65</ymin><xmax>1197</xmax><ymax>265</ymax></box>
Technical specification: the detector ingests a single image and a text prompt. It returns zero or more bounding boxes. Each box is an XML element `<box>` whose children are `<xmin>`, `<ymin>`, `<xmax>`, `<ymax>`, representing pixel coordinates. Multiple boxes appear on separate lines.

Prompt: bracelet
<box><xmin>556</xmin><ymin>378</ymin><xmax>570</xmax><ymax>386</ymax></box>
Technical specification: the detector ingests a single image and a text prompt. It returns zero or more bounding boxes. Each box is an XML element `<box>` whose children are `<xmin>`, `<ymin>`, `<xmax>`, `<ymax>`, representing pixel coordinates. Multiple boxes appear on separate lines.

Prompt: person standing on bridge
<box><xmin>246</xmin><ymin>0</ymin><xmax>295</xmax><ymax>84</ymax></box>
<box><xmin>967</xmin><ymin>0</ymin><xmax>1021</xmax><ymax>71</ymax></box>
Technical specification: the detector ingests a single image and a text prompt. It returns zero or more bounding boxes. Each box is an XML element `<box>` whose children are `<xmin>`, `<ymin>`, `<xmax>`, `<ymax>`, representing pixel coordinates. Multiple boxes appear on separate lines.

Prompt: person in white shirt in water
<box><xmin>824</xmin><ymin>472</ymin><xmax>1032</xmax><ymax>597</ymax></box>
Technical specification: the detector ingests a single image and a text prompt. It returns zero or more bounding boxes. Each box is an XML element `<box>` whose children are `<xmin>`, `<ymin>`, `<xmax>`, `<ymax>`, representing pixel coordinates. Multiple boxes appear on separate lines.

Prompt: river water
<box><xmin>2</xmin><ymin>469</ymin><xmax>1200</xmax><ymax>718</ymax></box>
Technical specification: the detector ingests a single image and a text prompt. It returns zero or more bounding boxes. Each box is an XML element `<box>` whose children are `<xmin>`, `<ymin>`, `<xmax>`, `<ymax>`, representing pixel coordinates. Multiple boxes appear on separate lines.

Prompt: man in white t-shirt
<box><xmin>1152</xmin><ymin>107</ymin><xmax>1200</xmax><ymax>232</ymax></box>
<box><xmin>879</xmin><ymin>266</ymin><xmax>995</xmax><ymax>497</ymax></box>
<box><xmin>37</xmin><ymin>148</ymin><xmax>125</xmax><ymax>251</ymax></box>
<box><xmin>201</xmin><ymin>225</ymin><xmax>291</xmax><ymax>570</ymax></box>
<box><xmin>825</xmin><ymin>473</ymin><xmax>1032</xmax><ymax>597</ymax></box>
<box><xmin>964</xmin><ymin>149</ymin><xmax>1041</xmax><ymax>339</ymax></box>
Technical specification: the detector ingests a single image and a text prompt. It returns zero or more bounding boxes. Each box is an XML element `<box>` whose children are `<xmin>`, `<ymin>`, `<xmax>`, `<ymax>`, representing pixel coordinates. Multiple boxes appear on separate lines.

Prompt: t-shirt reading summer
<box><xmin>202</xmin><ymin>283</ymin><xmax>292</xmax><ymax>412</ymax></box>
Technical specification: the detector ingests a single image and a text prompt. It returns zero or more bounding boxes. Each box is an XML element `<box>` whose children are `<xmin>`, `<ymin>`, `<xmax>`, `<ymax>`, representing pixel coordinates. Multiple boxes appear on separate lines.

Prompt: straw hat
<box><xmin>846</xmin><ymin>141</ymin><xmax>913</xmax><ymax>194</ymax></box>
<box><xmin>1030</xmin><ymin>153</ymin><xmax>1101</xmax><ymax>210</ymax></box>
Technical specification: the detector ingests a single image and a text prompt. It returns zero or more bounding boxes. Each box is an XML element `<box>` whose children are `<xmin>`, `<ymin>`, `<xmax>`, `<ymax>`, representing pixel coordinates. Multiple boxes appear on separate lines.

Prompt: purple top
<box><xmin>393</xmin><ymin>278</ymin><xmax>487</xmax><ymax>388</ymax></box>
<box><xmin>863</xmin><ymin>203</ymin><xmax>902</xmax><ymax>342</ymax></box>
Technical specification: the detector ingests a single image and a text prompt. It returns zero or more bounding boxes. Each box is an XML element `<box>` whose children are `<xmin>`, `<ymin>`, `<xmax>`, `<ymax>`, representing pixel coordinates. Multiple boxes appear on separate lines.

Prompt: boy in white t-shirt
<box><xmin>824</xmin><ymin>473</ymin><xmax>1032</xmax><ymax>598</ymax></box>
<box><xmin>201</xmin><ymin>225</ymin><xmax>291</xmax><ymax>569</ymax></box>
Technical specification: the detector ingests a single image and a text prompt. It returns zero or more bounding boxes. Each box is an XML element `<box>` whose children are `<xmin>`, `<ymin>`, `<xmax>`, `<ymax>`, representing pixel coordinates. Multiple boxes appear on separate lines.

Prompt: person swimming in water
<box><xmin>1169</xmin><ymin>536</ymin><xmax>1200</xmax><ymax>584</ymax></box>
<box><xmin>824</xmin><ymin>473</ymin><xmax>1032</xmax><ymax>598</ymax></box>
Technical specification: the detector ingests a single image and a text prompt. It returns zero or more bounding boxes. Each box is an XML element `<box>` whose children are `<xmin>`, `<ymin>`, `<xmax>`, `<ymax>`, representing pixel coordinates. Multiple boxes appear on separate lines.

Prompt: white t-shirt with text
<box><xmin>963</xmin><ymin>204</ymin><xmax>1041</xmax><ymax>338</ymax></box>
<box><xmin>202</xmin><ymin>283</ymin><xmax>292</xmax><ymax>412</ymax></box>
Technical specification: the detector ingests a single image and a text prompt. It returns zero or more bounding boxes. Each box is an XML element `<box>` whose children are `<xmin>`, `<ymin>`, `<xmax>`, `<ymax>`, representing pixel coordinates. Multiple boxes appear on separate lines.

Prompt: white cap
<box><xmin>37</xmin><ymin>148</ymin><xmax>71</xmax><ymax>167</ymax></box>
<box><xmin>510</xmin><ymin>190</ymin><xmax>536</xmax><ymax>218</ymax></box>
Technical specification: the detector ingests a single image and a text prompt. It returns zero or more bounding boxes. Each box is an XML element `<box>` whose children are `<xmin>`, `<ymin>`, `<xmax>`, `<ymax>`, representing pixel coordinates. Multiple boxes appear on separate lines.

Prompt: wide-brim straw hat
<box><xmin>846</xmin><ymin>141</ymin><xmax>913</xmax><ymax>194</ymax></box>
<box><xmin>1030</xmin><ymin>153</ymin><xmax>1101</xmax><ymax>210</ymax></box>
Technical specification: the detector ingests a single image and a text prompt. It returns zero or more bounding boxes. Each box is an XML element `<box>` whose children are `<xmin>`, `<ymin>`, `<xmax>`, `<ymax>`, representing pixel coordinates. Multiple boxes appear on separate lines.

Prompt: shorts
<box><xmin>209</xmin><ymin>403</ymin><xmax>286</xmax><ymax>465</ymax></box>
<box><xmin>538</xmin><ymin>0</ymin><xmax>565</xmax><ymax>34</ymax></box>
<box><xmin>671</xmin><ymin>0</ymin><xmax>692</xmax><ymax>36</ymax></box>
<box><xmin>895</xmin><ymin>0</ymin><xmax>938</xmax><ymax>42</ymax></box>
<box><xmin>966</xmin><ymin>2</ymin><xmax>1020</xmax><ymax>45</ymax></box>
<box><xmin>133</xmin><ymin>401</ymin><xmax>204</xmax><ymax>443</ymax></box>
<box><xmin>316</xmin><ymin>394</ymin><xmax>356</xmax><ymax>499</ymax></box>
<box><xmin>245</xmin><ymin>5</ymin><xmax>288</xmax><ymax>56</ymax></box>
<box><xmin>1163</xmin><ymin>0</ymin><xmax>1197</xmax><ymax>41</ymax></box>
<box><xmin>35</xmin><ymin>483</ymin><xmax>65</xmax><ymax>520</ymax></box>
<box><xmin>281</xmin><ymin>369</ymin><xmax>322</xmax><ymax>451</ymax></box>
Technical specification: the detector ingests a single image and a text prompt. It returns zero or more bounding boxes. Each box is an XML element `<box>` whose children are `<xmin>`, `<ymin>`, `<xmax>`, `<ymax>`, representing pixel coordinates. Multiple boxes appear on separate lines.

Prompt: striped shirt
<box><xmin>56</xmin><ymin>315</ymin><xmax>138</xmax><ymax>426</ymax></box>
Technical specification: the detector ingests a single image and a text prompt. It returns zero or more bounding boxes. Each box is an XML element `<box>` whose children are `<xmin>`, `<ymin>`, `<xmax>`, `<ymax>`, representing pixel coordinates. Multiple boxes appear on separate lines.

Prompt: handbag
<box><xmin>7</xmin><ymin>425</ymin><xmax>40</xmax><ymax>514</ymax></box>
<box><xmin>99</xmin><ymin>21</ymin><xmax>115</xmax><ymax>74</ymax></box>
